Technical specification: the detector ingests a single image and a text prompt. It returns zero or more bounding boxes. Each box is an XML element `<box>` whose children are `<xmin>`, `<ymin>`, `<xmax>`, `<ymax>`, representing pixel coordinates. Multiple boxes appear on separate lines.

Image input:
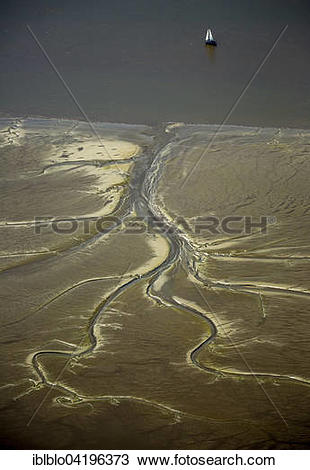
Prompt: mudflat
<box><xmin>1</xmin><ymin>118</ymin><xmax>310</xmax><ymax>449</ymax></box>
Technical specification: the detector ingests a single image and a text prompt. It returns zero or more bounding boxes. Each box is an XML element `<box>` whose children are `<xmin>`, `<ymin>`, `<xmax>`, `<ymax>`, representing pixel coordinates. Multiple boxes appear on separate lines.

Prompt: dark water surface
<box><xmin>1</xmin><ymin>0</ymin><xmax>310</xmax><ymax>127</ymax></box>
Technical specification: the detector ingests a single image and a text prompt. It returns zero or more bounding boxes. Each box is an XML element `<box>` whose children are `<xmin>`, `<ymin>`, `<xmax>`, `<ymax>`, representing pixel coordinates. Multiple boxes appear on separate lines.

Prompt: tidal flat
<box><xmin>1</xmin><ymin>118</ymin><xmax>310</xmax><ymax>449</ymax></box>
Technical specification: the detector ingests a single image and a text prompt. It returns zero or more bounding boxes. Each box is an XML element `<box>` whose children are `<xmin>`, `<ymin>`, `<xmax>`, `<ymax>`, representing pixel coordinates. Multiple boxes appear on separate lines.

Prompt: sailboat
<box><xmin>205</xmin><ymin>28</ymin><xmax>217</xmax><ymax>46</ymax></box>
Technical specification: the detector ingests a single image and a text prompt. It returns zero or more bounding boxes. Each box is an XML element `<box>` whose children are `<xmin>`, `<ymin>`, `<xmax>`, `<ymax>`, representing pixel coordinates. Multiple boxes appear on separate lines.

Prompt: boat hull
<box><xmin>205</xmin><ymin>40</ymin><xmax>217</xmax><ymax>46</ymax></box>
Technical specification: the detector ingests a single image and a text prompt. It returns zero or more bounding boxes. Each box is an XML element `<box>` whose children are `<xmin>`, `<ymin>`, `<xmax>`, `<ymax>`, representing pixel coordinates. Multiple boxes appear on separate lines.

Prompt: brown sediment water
<box><xmin>1</xmin><ymin>118</ymin><xmax>310</xmax><ymax>449</ymax></box>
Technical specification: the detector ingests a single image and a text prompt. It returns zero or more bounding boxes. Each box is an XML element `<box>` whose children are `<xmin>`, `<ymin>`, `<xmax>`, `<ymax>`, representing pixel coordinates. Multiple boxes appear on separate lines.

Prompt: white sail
<box><xmin>205</xmin><ymin>29</ymin><xmax>214</xmax><ymax>42</ymax></box>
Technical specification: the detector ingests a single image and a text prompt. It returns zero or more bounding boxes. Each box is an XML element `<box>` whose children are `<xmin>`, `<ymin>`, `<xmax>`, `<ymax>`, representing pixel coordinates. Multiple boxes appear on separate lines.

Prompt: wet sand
<box><xmin>1</xmin><ymin>118</ymin><xmax>310</xmax><ymax>449</ymax></box>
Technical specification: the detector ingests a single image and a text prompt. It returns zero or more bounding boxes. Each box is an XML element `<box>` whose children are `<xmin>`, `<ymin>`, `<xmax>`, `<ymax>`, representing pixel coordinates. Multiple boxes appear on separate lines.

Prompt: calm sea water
<box><xmin>0</xmin><ymin>0</ymin><xmax>310</xmax><ymax>127</ymax></box>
